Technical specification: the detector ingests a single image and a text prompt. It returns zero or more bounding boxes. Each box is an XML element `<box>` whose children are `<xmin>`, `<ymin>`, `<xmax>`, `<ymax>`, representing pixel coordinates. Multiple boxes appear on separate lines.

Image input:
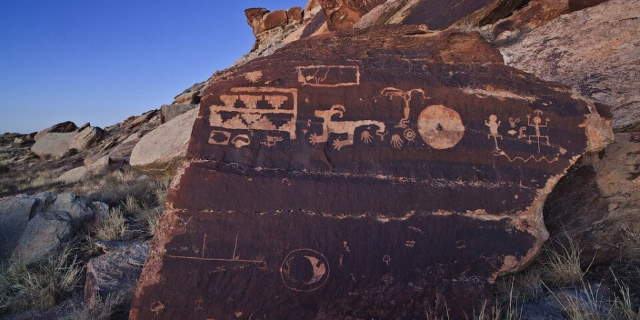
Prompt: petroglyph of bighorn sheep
<box><xmin>309</xmin><ymin>104</ymin><xmax>386</xmax><ymax>151</ymax></box>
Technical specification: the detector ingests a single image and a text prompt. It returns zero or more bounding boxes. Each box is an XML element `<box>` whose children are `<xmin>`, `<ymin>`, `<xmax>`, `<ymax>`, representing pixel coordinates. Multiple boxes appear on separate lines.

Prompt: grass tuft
<box><xmin>93</xmin><ymin>207</ymin><xmax>128</xmax><ymax>242</ymax></box>
<box><xmin>0</xmin><ymin>247</ymin><xmax>82</xmax><ymax>314</ymax></box>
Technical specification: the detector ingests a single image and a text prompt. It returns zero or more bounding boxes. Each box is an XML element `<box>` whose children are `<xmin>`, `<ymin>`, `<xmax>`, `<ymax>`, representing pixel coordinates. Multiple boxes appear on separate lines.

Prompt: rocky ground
<box><xmin>1</xmin><ymin>0</ymin><xmax>639</xmax><ymax>319</ymax></box>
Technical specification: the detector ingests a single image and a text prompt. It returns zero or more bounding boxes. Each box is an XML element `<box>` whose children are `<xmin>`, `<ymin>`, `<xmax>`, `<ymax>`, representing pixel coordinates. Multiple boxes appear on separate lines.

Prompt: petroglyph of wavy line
<box><xmin>495</xmin><ymin>151</ymin><xmax>559</xmax><ymax>163</ymax></box>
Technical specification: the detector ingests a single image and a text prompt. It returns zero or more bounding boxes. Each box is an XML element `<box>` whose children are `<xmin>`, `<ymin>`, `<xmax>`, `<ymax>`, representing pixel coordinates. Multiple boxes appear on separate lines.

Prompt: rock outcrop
<box><xmin>159</xmin><ymin>104</ymin><xmax>198</xmax><ymax>123</ymax></box>
<box><xmin>545</xmin><ymin>131</ymin><xmax>640</xmax><ymax>263</ymax></box>
<box><xmin>34</xmin><ymin>121</ymin><xmax>78</xmax><ymax>141</ymax></box>
<box><xmin>0</xmin><ymin>192</ymin><xmax>107</xmax><ymax>264</ymax></box>
<box><xmin>499</xmin><ymin>0</ymin><xmax>640</xmax><ymax>131</ymax></box>
<box><xmin>31</xmin><ymin>124</ymin><xmax>104</xmax><ymax>159</ymax></box>
<box><xmin>130</xmin><ymin>23</ymin><xmax>611</xmax><ymax>318</ymax></box>
<box><xmin>129</xmin><ymin>108</ymin><xmax>198</xmax><ymax>167</ymax></box>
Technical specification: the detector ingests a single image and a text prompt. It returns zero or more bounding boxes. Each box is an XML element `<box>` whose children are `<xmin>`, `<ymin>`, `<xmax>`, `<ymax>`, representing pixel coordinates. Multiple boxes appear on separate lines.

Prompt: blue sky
<box><xmin>0</xmin><ymin>0</ymin><xmax>305</xmax><ymax>133</ymax></box>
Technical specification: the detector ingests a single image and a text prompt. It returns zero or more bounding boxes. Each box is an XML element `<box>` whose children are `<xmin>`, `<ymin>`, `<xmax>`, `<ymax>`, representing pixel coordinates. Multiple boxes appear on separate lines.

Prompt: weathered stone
<box><xmin>92</xmin><ymin>201</ymin><xmax>110</xmax><ymax>224</ymax></box>
<box><xmin>159</xmin><ymin>104</ymin><xmax>198</xmax><ymax>123</ymax></box>
<box><xmin>319</xmin><ymin>0</ymin><xmax>386</xmax><ymax>31</ymax></box>
<box><xmin>50</xmin><ymin>193</ymin><xmax>95</xmax><ymax>221</ymax></box>
<box><xmin>499</xmin><ymin>0</ymin><xmax>640</xmax><ymax>131</ymax></box>
<box><xmin>30</xmin><ymin>132</ymin><xmax>76</xmax><ymax>159</ymax></box>
<box><xmin>485</xmin><ymin>0</ymin><xmax>570</xmax><ymax>44</ymax></box>
<box><xmin>245</xmin><ymin>8</ymin><xmax>271</xmax><ymax>35</ymax></box>
<box><xmin>0</xmin><ymin>195</ymin><xmax>38</xmax><ymax>261</ymax></box>
<box><xmin>108</xmin><ymin>132</ymin><xmax>142</xmax><ymax>163</ymax></box>
<box><xmin>544</xmin><ymin>131</ymin><xmax>640</xmax><ymax>263</ymax></box>
<box><xmin>56</xmin><ymin>166</ymin><xmax>90</xmax><ymax>184</ymax></box>
<box><xmin>12</xmin><ymin>135</ymin><xmax>34</xmax><ymax>147</ymax></box>
<box><xmin>264</xmin><ymin>10</ymin><xmax>289</xmax><ymax>30</ymax></box>
<box><xmin>85</xmin><ymin>241</ymin><xmax>149</xmax><ymax>305</ymax></box>
<box><xmin>70</xmin><ymin>125</ymin><xmax>103</xmax><ymax>151</ymax></box>
<box><xmin>288</xmin><ymin>7</ymin><xmax>303</xmax><ymax>23</ymax></box>
<box><xmin>129</xmin><ymin>108</ymin><xmax>198</xmax><ymax>167</ymax></box>
<box><xmin>131</xmin><ymin>25</ymin><xmax>611</xmax><ymax>319</ymax></box>
<box><xmin>569</xmin><ymin>0</ymin><xmax>609</xmax><ymax>11</ymax></box>
<box><xmin>319</xmin><ymin>0</ymin><xmax>527</xmax><ymax>31</ymax></box>
<box><xmin>12</xmin><ymin>211</ymin><xmax>73</xmax><ymax>264</ymax></box>
<box><xmin>34</xmin><ymin>121</ymin><xmax>77</xmax><ymax>141</ymax></box>
<box><xmin>57</xmin><ymin>155</ymin><xmax>110</xmax><ymax>184</ymax></box>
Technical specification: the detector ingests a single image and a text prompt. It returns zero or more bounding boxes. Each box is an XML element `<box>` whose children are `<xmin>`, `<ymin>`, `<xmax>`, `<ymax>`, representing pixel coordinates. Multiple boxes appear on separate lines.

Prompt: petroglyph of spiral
<box><xmin>417</xmin><ymin>105</ymin><xmax>465</xmax><ymax>150</ymax></box>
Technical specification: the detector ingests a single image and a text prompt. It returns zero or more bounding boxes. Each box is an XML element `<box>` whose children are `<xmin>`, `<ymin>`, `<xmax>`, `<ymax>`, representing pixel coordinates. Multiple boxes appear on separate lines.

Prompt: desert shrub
<box><xmin>94</xmin><ymin>207</ymin><xmax>128</xmax><ymax>241</ymax></box>
<box><xmin>0</xmin><ymin>247</ymin><xmax>81</xmax><ymax>314</ymax></box>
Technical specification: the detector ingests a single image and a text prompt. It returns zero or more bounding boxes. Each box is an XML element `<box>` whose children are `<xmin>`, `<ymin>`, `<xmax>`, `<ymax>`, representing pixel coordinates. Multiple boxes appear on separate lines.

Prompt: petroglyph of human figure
<box><xmin>527</xmin><ymin>110</ymin><xmax>551</xmax><ymax>152</ymax></box>
<box><xmin>309</xmin><ymin>104</ymin><xmax>386</xmax><ymax>151</ymax></box>
<box><xmin>381</xmin><ymin>87</ymin><xmax>426</xmax><ymax>128</ymax></box>
<box><xmin>485</xmin><ymin>114</ymin><xmax>503</xmax><ymax>151</ymax></box>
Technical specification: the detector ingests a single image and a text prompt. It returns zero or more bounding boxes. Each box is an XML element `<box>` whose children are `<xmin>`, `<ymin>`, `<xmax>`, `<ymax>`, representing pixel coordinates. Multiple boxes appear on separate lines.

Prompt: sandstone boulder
<box><xmin>56</xmin><ymin>155</ymin><xmax>110</xmax><ymax>184</ymax></box>
<box><xmin>499</xmin><ymin>0</ymin><xmax>640</xmax><ymax>131</ymax></box>
<box><xmin>129</xmin><ymin>108</ymin><xmax>198</xmax><ymax>167</ymax></box>
<box><xmin>34</xmin><ymin>121</ymin><xmax>77</xmax><ymax>141</ymax></box>
<box><xmin>70</xmin><ymin>125</ymin><xmax>103</xmax><ymax>150</ymax></box>
<box><xmin>31</xmin><ymin>125</ymin><xmax>104</xmax><ymax>159</ymax></box>
<box><xmin>31</xmin><ymin>132</ymin><xmax>76</xmax><ymax>158</ymax></box>
<box><xmin>11</xmin><ymin>211</ymin><xmax>73</xmax><ymax>264</ymax></box>
<box><xmin>85</xmin><ymin>241</ymin><xmax>149</xmax><ymax>305</ymax></box>
<box><xmin>159</xmin><ymin>104</ymin><xmax>198</xmax><ymax>123</ymax></box>
<box><xmin>130</xmin><ymin>25</ymin><xmax>611</xmax><ymax>319</ymax></box>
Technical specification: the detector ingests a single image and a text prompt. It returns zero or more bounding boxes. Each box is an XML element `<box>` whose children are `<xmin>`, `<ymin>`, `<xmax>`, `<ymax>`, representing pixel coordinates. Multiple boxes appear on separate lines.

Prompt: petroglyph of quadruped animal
<box><xmin>131</xmin><ymin>25</ymin><xmax>612</xmax><ymax>320</ymax></box>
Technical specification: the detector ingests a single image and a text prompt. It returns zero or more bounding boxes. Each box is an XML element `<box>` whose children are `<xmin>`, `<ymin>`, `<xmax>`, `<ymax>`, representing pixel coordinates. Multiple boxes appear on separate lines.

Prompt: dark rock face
<box><xmin>85</xmin><ymin>241</ymin><xmax>150</xmax><ymax>305</ymax></box>
<box><xmin>130</xmin><ymin>26</ymin><xmax>611</xmax><ymax>319</ymax></box>
<box><xmin>569</xmin><ymin>0</ymin><xmax>609</xmax><ymax>11</ymax></box>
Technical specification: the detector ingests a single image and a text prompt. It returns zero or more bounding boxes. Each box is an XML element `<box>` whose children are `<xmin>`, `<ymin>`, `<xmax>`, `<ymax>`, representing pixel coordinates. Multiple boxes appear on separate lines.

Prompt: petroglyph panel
<box><xmin>132</xmin><ymin>26</ymin><xmax>610</xmax><ymax>320</ymax></box>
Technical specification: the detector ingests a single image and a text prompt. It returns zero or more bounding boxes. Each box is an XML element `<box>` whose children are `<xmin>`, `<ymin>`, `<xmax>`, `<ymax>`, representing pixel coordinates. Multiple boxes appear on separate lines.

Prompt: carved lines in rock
<box><xmin>280</xmin><ymin>249</ymin><xmax>330</xmax><ymax>293</ymax></box>
<box><xmin>297</xmin><ymin>65</ymin><xmax>360</xmax><ymax>87</ymax></box>
<box><xmin>487</xmin><ymin>110</ymin><xmax>564</xmax><ymax>163</ymax></box>
<box><xmin>309</xmin><ymin>104</ymin><xmax>386</xmax><ymax>151</ymax></box>
<box><xmin>208</xmin><ymin>87</ymin><xmax>298</xmax><ymax>148</ymax></box>
<box><xmin>166</xmin><ymin>233</ymin><xmax>266</xmax><ymax>266</ymax></box>
<box><xmin>382</xmin><ymin>87</ymin><xmax>465</xmax><ymax>150</ymax></box>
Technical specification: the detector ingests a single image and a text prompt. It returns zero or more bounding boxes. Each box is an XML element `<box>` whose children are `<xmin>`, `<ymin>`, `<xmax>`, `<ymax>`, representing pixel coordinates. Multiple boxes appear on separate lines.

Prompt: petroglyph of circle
<box><xmin>280</xmin><ymin>249</ymin><xmax>330</xmax><ymax>293</ymax></box>
<box><xmin>417</xmin><ymin>105</ymin><xmax>465</xmax><ymax>149</ymax></box>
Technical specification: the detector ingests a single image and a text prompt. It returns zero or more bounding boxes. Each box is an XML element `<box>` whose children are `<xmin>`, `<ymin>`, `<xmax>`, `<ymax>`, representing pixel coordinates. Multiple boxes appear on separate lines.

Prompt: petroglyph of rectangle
<box><xmin>297</xmin><ymin>65</ymin><xmax>360</xmax><ymax>87</ymax></box>
<box><xmin>209</xmin><ymin>87</ymin><xmax>298</xmax><ymax>144</ymax></box>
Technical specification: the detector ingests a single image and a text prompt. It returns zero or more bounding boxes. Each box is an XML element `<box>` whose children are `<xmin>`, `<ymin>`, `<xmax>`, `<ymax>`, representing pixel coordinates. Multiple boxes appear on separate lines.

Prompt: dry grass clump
<box><xmin>542</xmin><ymin>236</ymin><xmax>592</xmax><ymax>287</ymax></box>
<box><xmin>492</xmin><ymin>233</ymin><xmax>640</xmax><ymax>320</ymax></box>
<box><xmin>66</xmin><ymin>292</ymin><xmax>127</xmax><ymax>320</ymax></box>
<box><xmin>93</xmin><ymin>207</ymin><xmax>128</xmax><ymax>242</ymax></box>
<box><xmin>143</xmin><ymin>208</ymin><xmax>164</xmax><ymax>237</ymax></box>
<box><xmin>0</xmin><ymin>247</ymin><xmax>82</xmax><ymax>314</ymax></box>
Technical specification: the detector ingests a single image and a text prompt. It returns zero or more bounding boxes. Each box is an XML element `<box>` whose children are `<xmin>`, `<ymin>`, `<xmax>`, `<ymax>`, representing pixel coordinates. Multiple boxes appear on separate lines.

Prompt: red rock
<box><xmin>489</xmin><ymin>0</ymin><xmax>570</xmax><ymax>43</ymax></box>
<box><xmin>319</xmin><ymin>0</ymin><xmax>386</xmax><ymax>31</ymax></box>
<box><xmin>130</xmin><ymin>25</ymin><xmax>611</xmax><ymax>319</ymax></box>
<box><xmin>34</xmin><ymin>121</ymin><xmax>78</xmax><ymax>141</ymax></box>
<box><xmin>288</xmin><ymin>7</ymin><xmax>303</xmax><ymax>23</ymax></box>
<box><xmin>263</xmin><ymin>10</ymin><xmax>289</xmax><ymax>31</ymax></box>
<box><xmin>569</xmin><ymin>0</ymin><xmax>609</xmax><ymax>11</ymax></box>
<box><xmin>244</xmin><ymin>8</ymin><xmax>270</xmax><ymax>35</ymax></box>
